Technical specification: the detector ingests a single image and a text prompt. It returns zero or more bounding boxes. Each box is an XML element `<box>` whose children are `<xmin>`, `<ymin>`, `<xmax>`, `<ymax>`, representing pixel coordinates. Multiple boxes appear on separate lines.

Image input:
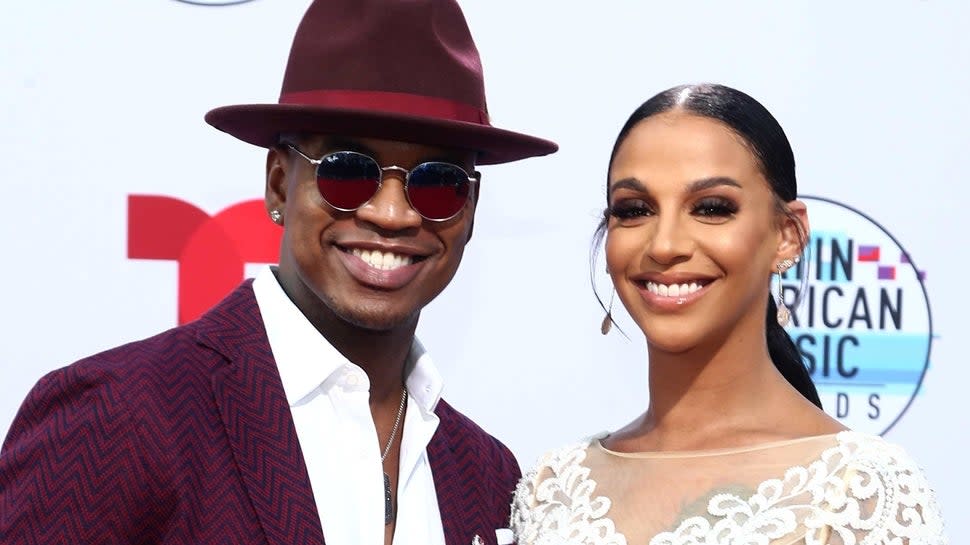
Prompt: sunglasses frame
<box><xmin>284</xmin><ymin>143</ymin><xmax>480</xmax><ymax>222</ymax></box>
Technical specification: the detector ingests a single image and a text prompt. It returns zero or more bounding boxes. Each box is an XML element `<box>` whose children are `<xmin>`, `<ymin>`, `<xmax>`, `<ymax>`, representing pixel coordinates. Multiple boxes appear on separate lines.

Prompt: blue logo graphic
<box><xmin>784</xmin><ymin>197</ymin><xmax>933</xmax><ymax>435</ymax></box>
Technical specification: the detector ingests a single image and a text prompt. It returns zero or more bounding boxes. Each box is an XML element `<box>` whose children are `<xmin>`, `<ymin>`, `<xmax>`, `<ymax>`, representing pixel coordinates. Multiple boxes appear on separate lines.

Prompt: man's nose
<box><xmin>354</xmin><ymin>172</ymin><xmax>423</xmax><ymax>231</ymax></box>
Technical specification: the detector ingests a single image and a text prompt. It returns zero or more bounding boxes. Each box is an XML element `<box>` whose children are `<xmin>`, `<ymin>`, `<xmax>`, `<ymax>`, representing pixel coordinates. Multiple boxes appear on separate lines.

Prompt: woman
<box><xmin>511</xmin><ymin>84</ymin><xmax>946</xmax><ymax>545</ymax></box>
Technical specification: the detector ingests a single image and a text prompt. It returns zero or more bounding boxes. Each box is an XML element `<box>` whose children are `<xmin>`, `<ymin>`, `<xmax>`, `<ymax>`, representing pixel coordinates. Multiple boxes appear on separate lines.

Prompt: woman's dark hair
<box><xmin>593</xmin><ymin>83</ymin><xmax>821</xmax><ymax>408</ymax></box>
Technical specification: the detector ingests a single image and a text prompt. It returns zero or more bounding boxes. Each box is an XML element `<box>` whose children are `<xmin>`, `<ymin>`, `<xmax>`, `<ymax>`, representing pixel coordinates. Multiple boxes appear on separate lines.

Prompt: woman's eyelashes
<box><xmin>608</xmin><ymin>195</ymin><xmax>739</xmax><ymax>223</ymax></box>
<box><xmin>609</xmin><ymin>199</ymin><xmax>653</xmax><ymax>219</ymax></box>
<box><xmin>692</xmin><ymin>197</ymin><xmax>739</xmax><ymax>220</ymax></box>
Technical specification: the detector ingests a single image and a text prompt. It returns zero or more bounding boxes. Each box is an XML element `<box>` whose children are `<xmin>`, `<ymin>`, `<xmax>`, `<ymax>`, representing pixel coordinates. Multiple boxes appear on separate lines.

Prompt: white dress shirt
<box><xmin>252</xmin><ymin>266</ymin><xmax>446</xmax><ymax>545</ymax></box>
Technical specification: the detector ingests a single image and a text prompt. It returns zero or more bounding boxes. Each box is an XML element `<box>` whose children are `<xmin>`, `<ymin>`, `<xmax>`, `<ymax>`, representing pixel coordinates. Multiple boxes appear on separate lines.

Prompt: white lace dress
<box><xmin>511</xmin><ymin>432</ymin><xmax>946</xmax><ymax>545</ymax></box>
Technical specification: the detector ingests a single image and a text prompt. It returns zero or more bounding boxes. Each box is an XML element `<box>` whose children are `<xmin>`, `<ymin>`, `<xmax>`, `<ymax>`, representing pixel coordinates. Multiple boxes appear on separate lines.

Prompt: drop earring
<box><xmin>601</xmin><ymin>290</ymin><xmax>615</xmax><ymax>335</ymax></box>
<box><xmin>775</xmin><ymin>257</ymin><xmax>797</xmax><ymax>326</ymax></box>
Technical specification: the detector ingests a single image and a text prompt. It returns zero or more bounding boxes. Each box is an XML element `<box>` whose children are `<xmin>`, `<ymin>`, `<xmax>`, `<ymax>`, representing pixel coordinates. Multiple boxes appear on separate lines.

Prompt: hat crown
<box><xmin>204</xmin><ymin>0</ymin><xmax>558</xmax><ymax>164</ymax></box>
<box><xmin>280</xmin><ymin>0</ymin><xmax>487</xmax><ymax>116</ymax></box>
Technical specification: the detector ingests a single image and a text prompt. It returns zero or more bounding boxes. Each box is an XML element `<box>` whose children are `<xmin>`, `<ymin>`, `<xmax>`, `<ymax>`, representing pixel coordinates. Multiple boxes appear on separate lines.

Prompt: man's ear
<box><xmin>266</xmin><ymin>146</ymin><xmax>288</xmax><ymax>220</ymax></box>
<box><xmin>776</xmin><ymin>199</ymin><xmax>809</xmax><ymax>265</ymax></box>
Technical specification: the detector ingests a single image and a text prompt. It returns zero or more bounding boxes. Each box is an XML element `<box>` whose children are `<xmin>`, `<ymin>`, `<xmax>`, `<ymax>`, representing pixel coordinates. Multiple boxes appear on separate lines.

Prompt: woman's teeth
<box><xmin>645</xmin><ymin>282</ymin><xmax>702</xmax><ymax>297</ymax></box>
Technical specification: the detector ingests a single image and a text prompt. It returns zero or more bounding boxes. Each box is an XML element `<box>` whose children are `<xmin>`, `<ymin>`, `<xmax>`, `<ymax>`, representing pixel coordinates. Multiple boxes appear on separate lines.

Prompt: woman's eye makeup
<box><xmin>609</xmin><ymin>196</ymin><xmax>739</xmax><ymax>222</ymax></box>
<box><xmin>607</xmin><ymin>174</ymin><xmax>742</xmax><ymax>224</ymax></box>
<box><xmin>692</xmin><ymin>196</ymin><xmax>739</xmax><ymax>218</ymax></box>
<box><xmin>609</xmin><ymin>199</ymin><xmax>653</xmax><ymax>219</ymax></box>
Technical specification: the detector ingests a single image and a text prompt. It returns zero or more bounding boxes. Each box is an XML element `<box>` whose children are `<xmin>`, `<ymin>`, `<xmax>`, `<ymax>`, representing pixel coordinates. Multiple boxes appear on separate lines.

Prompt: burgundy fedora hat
<box><xmin>205</xmin><ymin>0</ymin><xmax>557</xmax><ymax>165</ymax></box>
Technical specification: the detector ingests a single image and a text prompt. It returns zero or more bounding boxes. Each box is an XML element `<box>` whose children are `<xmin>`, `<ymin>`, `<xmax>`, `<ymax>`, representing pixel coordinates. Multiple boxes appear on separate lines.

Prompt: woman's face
<box><xmin>605</xmin><ymin>111</ymin><xmax>805</xmax><ymax>354</ymax></box>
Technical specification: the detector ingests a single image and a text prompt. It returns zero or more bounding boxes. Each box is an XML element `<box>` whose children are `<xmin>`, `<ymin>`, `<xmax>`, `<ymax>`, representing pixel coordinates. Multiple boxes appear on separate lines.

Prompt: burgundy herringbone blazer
<box><xmin>0</xmin><ymin>282</ymin><xmax>521</xmax><ymax>545</ymax></box>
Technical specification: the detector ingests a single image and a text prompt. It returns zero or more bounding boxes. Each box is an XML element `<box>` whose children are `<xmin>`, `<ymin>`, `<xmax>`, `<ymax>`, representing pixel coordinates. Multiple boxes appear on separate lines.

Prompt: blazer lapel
<box><xmin>428</xmin><ymin>411</ymin><xmax>497</xmax><ymax>545</ymax></box>
<box><xmin>428</xmin><ymin>426</ymin><xmax>466</xmax><ymax>544</ymax></box>
<box><xmin>199</xmin><ymin>282</ymin><xmax>326</xmax><ymax>545</ymax></box>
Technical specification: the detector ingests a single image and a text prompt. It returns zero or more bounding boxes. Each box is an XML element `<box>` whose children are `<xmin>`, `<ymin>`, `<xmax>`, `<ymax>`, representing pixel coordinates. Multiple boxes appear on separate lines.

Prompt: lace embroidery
<box><xmin>512</xmin><ymin>441</ymin><xmax>626</xmax><ymax>545</ymax></box>
<box><xmin>511</xmin><ymin>432</ymin><xmax>947</xmax><ymax>545</ymax></box>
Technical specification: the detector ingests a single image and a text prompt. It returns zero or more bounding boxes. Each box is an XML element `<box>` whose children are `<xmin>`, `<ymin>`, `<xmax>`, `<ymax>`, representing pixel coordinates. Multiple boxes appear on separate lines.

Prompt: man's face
<box><xmin>266</xmin><ymin>135</ymin><xmax>478</xmax><ymax>332</ymax></box>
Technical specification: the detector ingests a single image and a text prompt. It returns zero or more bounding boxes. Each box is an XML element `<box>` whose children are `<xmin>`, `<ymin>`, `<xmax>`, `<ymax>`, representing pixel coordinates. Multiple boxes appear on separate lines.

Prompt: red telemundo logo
<box><xmin>127</xmin><ymin>195</ymin><xmax>282</xmax><ymax>325</ymax></box>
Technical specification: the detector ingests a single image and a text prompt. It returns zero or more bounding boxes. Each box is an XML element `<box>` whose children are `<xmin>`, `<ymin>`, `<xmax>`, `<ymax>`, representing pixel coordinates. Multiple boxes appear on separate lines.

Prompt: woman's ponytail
<box><xmin>766</xmin><ymin>296</ymin><xmax>822</xmax><ymax>408</ymax></box>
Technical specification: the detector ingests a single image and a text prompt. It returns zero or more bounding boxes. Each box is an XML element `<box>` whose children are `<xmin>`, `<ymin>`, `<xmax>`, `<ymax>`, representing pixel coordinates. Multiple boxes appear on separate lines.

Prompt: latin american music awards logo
<box><xmin>783</xmin><ymin>196</ymin><xmax>933</xmax><ymax>435</ymax></box>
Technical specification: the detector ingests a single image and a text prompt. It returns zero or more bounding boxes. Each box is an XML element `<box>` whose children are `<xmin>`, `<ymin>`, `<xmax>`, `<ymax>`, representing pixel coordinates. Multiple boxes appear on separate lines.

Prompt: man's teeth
<box><xmin>646</xmin><ymin>282</ymin><xmax>702</xmax><ymax>297</ymax></box>
<box><xmin>351</xmin><ymin>248</ymin><xmax>414</xmax><ymax>270</ymax></box>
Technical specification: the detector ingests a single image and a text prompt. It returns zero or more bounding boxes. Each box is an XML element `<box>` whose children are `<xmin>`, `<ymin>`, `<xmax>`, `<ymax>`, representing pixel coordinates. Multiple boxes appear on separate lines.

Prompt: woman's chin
<box><xmin>643</xmin><ymin>333</ymin><xmax>704</xmax><ymax>356</ymax></box>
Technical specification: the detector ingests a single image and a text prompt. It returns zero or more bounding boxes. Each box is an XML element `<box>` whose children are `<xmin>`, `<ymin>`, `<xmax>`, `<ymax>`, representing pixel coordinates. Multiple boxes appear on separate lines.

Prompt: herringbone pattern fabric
<box><xmin>0</xmin><ymin>283</ymin><xmax>315</xmax><ymax>545</ymax></box>
<box><xmin>431</xmin><ymin>401</ymin><xmax>521</xmax><ymax>545</ymax></box>
<box><xmin>1</xmin><ymin>282</ymin><xmax>521</xmax><ymax>545</ymax></box>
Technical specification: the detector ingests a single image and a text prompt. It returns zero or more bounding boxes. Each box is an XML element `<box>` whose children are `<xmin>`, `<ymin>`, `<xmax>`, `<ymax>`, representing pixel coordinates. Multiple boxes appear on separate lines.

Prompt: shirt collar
<box><xmin>252</xmin><ymin>266</ymin><xmax>443</xmax><ymax>412</ymax></box>
<box><xmin>405</xmin><ymin>338</ymin><xmax>443</xmax><ymax>414</ymax></box>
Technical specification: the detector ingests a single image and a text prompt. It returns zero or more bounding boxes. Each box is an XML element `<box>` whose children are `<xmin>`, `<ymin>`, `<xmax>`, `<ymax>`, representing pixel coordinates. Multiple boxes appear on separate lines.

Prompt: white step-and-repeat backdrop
<box><xmin>3</xmin><ymin>0</ymin><xmax>967</xmax><ymax>539</ymax></box>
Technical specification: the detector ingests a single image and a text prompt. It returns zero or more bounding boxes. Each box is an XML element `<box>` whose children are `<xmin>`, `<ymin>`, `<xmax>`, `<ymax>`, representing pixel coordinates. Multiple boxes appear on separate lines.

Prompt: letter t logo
<box><xmin>127</xmin><ymin>195</ymin><xmax>282</xmax><ymax>324</ymax></box>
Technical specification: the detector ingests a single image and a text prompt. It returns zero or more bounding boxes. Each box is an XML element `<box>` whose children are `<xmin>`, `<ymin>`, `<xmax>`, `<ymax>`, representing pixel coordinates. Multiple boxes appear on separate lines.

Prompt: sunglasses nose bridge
<box><xmin>380</xmin><ymin>165</ymin><xmax>410</xmax><ymax>183</ymax></box>
<box><xmin>355</xmin><ymin>165</ymin><xmax>423</xmax><ymax>229</ymax></box>
<box><xmin>375</xmin><ymin>165</ymin><xmax>418</xmax><ymax>210</ymax></box>
<box><xmin>374</xmin><ymin>164</ymin><xmax>413</xmax><ymax>202</ymax></box>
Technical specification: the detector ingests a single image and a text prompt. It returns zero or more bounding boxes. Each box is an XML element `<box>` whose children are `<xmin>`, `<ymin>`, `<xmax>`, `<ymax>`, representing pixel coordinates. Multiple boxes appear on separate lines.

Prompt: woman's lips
<box><xmin>634</xmin><ymin>278</ymin><xmax>713</xmax><ymax>310</ymax></box>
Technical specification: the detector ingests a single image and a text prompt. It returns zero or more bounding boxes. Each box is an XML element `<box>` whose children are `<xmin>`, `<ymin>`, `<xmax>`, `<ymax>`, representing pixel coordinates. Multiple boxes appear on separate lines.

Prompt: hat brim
<box><xmin>205</xmin><ymin>104</ymin><xmax>557</xmax><ymax>165</ymax></box>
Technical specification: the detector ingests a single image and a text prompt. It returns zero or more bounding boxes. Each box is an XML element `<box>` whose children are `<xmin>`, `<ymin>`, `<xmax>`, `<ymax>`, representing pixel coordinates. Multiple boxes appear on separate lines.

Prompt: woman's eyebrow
<box><xmin>609</xmin><ymin>176</ymin><xmax>741</xmax><ymax>197</ymax></box>
<box><xmin>687</xmin><ymin>176</ymin><xmax>741</xmax><ymax>193</ymax></box>
<box><xmin>610</xmin><ymin>177</ymin><xmax>649</xmax><ymax>194</ymax></box>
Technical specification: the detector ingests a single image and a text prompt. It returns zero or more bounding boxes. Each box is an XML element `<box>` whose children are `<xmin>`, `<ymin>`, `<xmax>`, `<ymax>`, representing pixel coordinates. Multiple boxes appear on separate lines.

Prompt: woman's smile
<box><xmin>631</xmin><ymin>272</ymin><xmax>717</xmax><ymax>311</ymax></box>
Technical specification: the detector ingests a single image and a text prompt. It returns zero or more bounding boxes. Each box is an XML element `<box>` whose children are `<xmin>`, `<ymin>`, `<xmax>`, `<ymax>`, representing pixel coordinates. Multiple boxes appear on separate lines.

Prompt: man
<box><xmin>0</xmin><ymin>1</ymin><xmax>556</xmax><ymax>544</ymax></box>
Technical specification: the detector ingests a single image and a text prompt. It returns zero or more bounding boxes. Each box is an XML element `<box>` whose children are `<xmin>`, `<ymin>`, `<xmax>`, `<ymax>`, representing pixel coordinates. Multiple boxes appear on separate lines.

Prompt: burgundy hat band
<box><xmin>279</xmin><ymin>90</ymin><xmax>490</xmax><ymax>126</ymax></box>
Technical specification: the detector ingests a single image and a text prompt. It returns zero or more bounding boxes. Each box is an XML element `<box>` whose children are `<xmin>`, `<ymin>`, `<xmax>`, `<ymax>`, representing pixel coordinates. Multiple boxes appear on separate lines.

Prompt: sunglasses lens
<box><xmin>407</xmin><ymin>163</ymin><xmax>471</xmax><ymax>220</ymax></box>
<box><xmin>315</xmin><ymin>152</ymin><xmax>381</xmax><ymax>210</ymax></box>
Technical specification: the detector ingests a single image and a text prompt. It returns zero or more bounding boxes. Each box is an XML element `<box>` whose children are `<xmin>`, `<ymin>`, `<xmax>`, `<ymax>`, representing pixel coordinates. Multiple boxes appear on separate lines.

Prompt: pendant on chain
<box><xmin>384</xmin><ymin>472</ymin><xmax>393</xmax><ymax>524</ymax></box>
<box><xmin>382</xmin><ymin>387</ymin><xmax>407</xmax><ymax>526</ymax></box>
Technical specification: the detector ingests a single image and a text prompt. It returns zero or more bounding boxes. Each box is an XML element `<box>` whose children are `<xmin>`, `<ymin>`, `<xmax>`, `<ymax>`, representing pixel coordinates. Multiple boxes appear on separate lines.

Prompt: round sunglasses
<box><xmin>285</xmin><ymin>144</ymin><xmax>479</xmax><ymax>222</ymax></box>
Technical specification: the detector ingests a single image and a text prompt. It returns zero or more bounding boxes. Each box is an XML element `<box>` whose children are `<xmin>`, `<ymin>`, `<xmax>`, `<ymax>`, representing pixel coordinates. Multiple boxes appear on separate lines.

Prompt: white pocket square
<box><xmin>472</xmin><ymin>528</ymin><xmax>514</xmax><ymax>545</ymax></box>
